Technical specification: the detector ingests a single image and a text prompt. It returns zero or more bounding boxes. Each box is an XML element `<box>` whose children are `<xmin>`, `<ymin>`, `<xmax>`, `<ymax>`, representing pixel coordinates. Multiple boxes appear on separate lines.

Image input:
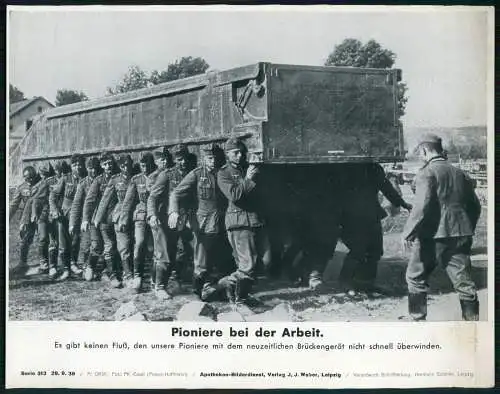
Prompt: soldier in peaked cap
<box><xmin>70</xmin><ymin>156</ymin><xmax>103</xmax><ymax>281</ymax></box>
<box><xmin>402</xmin><ymin>133</ymin><xmax>482</xmax><ymax>321</ymax></box>
<box><xmin>119</xmin><ymin>152</ymin><xmax>157</xmax><ymax>292</ymax></box>
<box><xmin>94</xmin><ymin>154</ymin><xmax>134</xmax><ymax>288</ymax></box>
<box><xmin>216</xmin><ymin>137</ymin><xmax>269</xmax><ymax>305</ymax></box>
<box><xmin>49</xmin><ymin>154</ymin><xmax>87</xmax><ymax>280</ymax></box>
<box><xmin>168</xmin><ymin>144</ymin><xmax>230</xmax><ymax>301</ymax></box>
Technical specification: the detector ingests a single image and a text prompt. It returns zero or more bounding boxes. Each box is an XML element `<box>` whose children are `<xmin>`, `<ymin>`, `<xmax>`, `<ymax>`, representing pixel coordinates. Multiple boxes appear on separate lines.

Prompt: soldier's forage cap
<box><xmin>414</xmin><ymin>133</ymin><xmax>443</xmax><ymax>152</ymax></box>
<box><xmin>153</xmin><ymin>149</ymin><xmax>168</xmax><ymax>159</ymax></box>
<box><xmin>140</xmin><ymin>152</ymin><xmax>155</xmax><ymax>163</ymax></box>
<box><xmin>224</xmin><ymin>137</ymin><xmax>245</xmax><ymax>152</ymax></box>
<box><xmin>100</xmin><ymin>152</ymin><xmax>114</xmax><ymax>164</ymax></box>
<box><xmin>117</xmin><ymin>154</ymin><xmax>132</xmax><ymax>166</ymax></box>
<box><xmin>86</xmin><ymin>157</ymin><xmax>100</xmax><ymax>169</ymax></box>
<box><xmin>201</xmin><ymin>144</ymin><xmax>218</xmax><ymax>156</ymax></box>
<box><xmin>173</xmin><ymin>144</ymin><xmax>189</xmax><ymax>158</ymax></box>
<box><xmin>70</xmin><ymin>154</ymin><xmax>84</xmax><ymax>165</ymax></box>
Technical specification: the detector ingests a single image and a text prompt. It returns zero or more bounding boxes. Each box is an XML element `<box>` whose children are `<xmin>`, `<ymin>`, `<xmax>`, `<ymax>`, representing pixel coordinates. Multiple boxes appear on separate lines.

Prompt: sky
<box><xmin>8</xmin><ymin>6</ymin><xmax>493</xmax><ymax>128</ymax></box>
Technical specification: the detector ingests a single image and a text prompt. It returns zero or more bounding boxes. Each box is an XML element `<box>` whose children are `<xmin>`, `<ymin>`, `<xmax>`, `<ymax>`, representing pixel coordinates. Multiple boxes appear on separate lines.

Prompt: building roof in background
<box><xmin>9</xmin><ymin>96</ymin><xmax>54</xmax><ymax>118</ymax></box>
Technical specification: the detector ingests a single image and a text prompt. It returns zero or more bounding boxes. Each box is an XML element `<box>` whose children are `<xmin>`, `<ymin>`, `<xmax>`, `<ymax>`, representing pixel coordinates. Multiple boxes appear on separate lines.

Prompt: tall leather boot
<box><xmin>460</xmin><ymin>299</ymin><xmax>479</xmax><ymax>321</ymax></box>
<box><xmin>131</xmin><ymin>258</ymin><xmax>143</xmax><ymax>293</ymax></box>
<box><xmin>83</xmin><ymin>253</ymin><xmax>95</xmax><ymax>282</ymax></box>
<box><xmin>408</xmin><ymin>293</ymin><xmax>427</xmax><ymax>321</ymax></box>
<box><xmin>192</xmin><ymin>274</ymin><xmax>205</xmax><ymax>298</ymax></box>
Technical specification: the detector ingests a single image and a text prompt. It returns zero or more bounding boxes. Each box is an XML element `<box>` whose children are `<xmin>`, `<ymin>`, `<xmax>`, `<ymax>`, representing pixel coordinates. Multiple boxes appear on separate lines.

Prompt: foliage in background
<box><xmin>55</xmin><ymin>89</ymin><xmax>89</xmax><ymax>106</ymax></box>
<box><xmin>10</xmin><ymin>84</ymin><xmax>26</xmax><ymax>104</ymax></box>
<box><xmin>107</xmin><ymin>57</ymin><xmax>210</xmax><ymax>95</ymax></box>
<box><xmin>150</xmin><ymin>56</ymin><xmax>210</xmax><ymax>85</ymax></box>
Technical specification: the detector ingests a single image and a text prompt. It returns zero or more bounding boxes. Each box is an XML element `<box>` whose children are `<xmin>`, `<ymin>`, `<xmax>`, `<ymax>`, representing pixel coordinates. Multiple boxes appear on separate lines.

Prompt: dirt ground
<box><xmin>7</xmin><ymin>185</ymin><xmax>488</xmax><ymax>321</ymax></box>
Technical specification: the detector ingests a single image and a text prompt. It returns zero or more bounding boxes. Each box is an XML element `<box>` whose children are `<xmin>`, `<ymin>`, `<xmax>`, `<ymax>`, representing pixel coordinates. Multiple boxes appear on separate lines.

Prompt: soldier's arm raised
<box><xmin>217</xmin><ymin>168</ymin><xmax>255</xmax><ymax>203</ymax></box>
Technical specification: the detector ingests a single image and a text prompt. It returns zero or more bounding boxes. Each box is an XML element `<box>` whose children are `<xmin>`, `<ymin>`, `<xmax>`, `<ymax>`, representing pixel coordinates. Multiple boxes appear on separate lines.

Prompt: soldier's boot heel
<box><xmin>460</xmin><ymin>299</ymin><xmax>479</xmax><ymax>321</ymax></box>
<box><xmin>408</xmin><ymin>293</ymin><xmax>427</xmax><ymax>321</ymax></box>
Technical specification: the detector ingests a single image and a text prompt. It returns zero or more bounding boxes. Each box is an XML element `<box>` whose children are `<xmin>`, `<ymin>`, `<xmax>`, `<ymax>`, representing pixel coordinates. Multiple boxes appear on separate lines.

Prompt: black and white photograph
<box><xmin>7</xmin><ymin>6</ymin><xmax>491</xmax><ymax>325</ymax></box>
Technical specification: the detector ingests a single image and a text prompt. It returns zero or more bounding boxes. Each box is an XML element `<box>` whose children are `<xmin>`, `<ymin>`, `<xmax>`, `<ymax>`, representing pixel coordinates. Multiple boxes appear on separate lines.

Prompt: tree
<box><xmin>10</xmin><ymin>84</ymin><xmax>26</xmax><ymax>103</ymax></box>
<box><xmin>55</xmin><ymin>89</ymin><xmax>89</xmax><ymax>106</ymax></box>
<box><xmin>325</xmin><ymin>38</ymin><xmax>408</xmax><ymax>116</ymax></box>
<box><xmin>150</xmin><ymin>56</ymin><xmax>210</xmax><ymax>85</ymax></box>
<box><xmin>107</xmin><ymin>65</ymin><xmax>151</xmax><ymax>95</ymax></box>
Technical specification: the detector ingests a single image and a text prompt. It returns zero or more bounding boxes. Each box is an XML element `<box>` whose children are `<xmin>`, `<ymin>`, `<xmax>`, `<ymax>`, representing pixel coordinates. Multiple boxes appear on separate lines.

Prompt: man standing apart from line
<box><xmin>169</xmin><ymin>144</ymin><xmax>228</xmax><ymax>301</ymax></box>
<box><xmin>402</xmin><ymin>134</ymin><xmax>481</xmax><ymax>321</ymax></box>
<box><xmin>217</xmin><ymin>137</ymin><xmax>267</xmax><ymax>304</ymax></box>
<box><xmin>69</xmin><ymin>157</ymin><xmax>102</xmax><ymax>281</ymax></box>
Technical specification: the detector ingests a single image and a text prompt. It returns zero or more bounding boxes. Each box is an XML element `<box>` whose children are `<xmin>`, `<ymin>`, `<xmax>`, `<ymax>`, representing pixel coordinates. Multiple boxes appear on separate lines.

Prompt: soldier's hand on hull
<box><xmin>148</xmin><ymin>215</ymin><xmax>159</xmax><ymax>229</ymax></box>
<box><xmin>94</xmin><ymin>220</ymin><xmax>100</xmax><ymax>229</ymax></box>
<box><xmin>246</xmin><ymin>164</ymin><xmax>259</xmax><ymax>180</ymax></box>
<box><xmin>81</xmin><ymin>220</ymin><xmax>89</xmax><ymax>233</ymax></box>
<box><xmin>69</xmin><ymin>225</ymin><xmax>75</xmax><ymax>236</ymax></box>
<box><xmin>168</xmin><ymin>212</ymin><xmax>179</xmax><ymax>229</ymax></box>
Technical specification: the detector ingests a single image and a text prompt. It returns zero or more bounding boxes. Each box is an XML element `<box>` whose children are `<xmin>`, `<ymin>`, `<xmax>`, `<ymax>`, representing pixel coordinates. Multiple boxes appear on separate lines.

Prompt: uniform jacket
<box><xmin>341</xmin><ymin>163</ymin><xmax>406</xmax><ymax>223</ymax></box>
<box><xmin>69</xmin><ymin>175</ymin><xmax>96</xmax><ymax>230</ymax></box>
<box><xmin>9</xmin><ymin>179</ymin><xmax>40</xmax><ymax>222</ymax></box>
<box><xmin>147</xmin><ymin>166</ymin><xmax>191</xmax><ymax>224</ymax></box>
<box><xmin>169</xmin><ymin>166</ymin><xmax>227</xmax><ymax>234</ymax></box>
<box><xmin>31</xmin><ymin>175</ymin><xmax>60</xmax><ymax>222</ymax></box>
<box><xmin>216</xmin><ymin>163</ymin><xmax>264</xmax><ymax>230</ymax></box>
<box><xmin>82</xmin><ymin>173</ymin><xmax>113</xmax><ymax>224</ymax></box>
<box><xmin>120</xmin><ymin>171</ymin><xmax>157</xmax><ymax>227</ymax></box>
<box><xmin>402</xmin><ymin>157</ymin><xmax>481</xmax><ymax>241</ymax></box>
<box><xmin>49</xmin><ymin>173</ymin><xmax>81</xmax><ymax>218</ymax></box>
<box><xmin>94</xmin><ymin>173</ymin><xmax>131</xmax><ymax>225</ymax></box>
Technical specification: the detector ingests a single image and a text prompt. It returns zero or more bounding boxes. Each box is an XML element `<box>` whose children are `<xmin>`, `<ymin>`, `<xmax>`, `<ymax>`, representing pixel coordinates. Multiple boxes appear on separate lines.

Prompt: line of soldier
<box><xmin>9</xmin><ymin>134</ymin><xmax>481</xmax><ymax>320</ymax></box>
